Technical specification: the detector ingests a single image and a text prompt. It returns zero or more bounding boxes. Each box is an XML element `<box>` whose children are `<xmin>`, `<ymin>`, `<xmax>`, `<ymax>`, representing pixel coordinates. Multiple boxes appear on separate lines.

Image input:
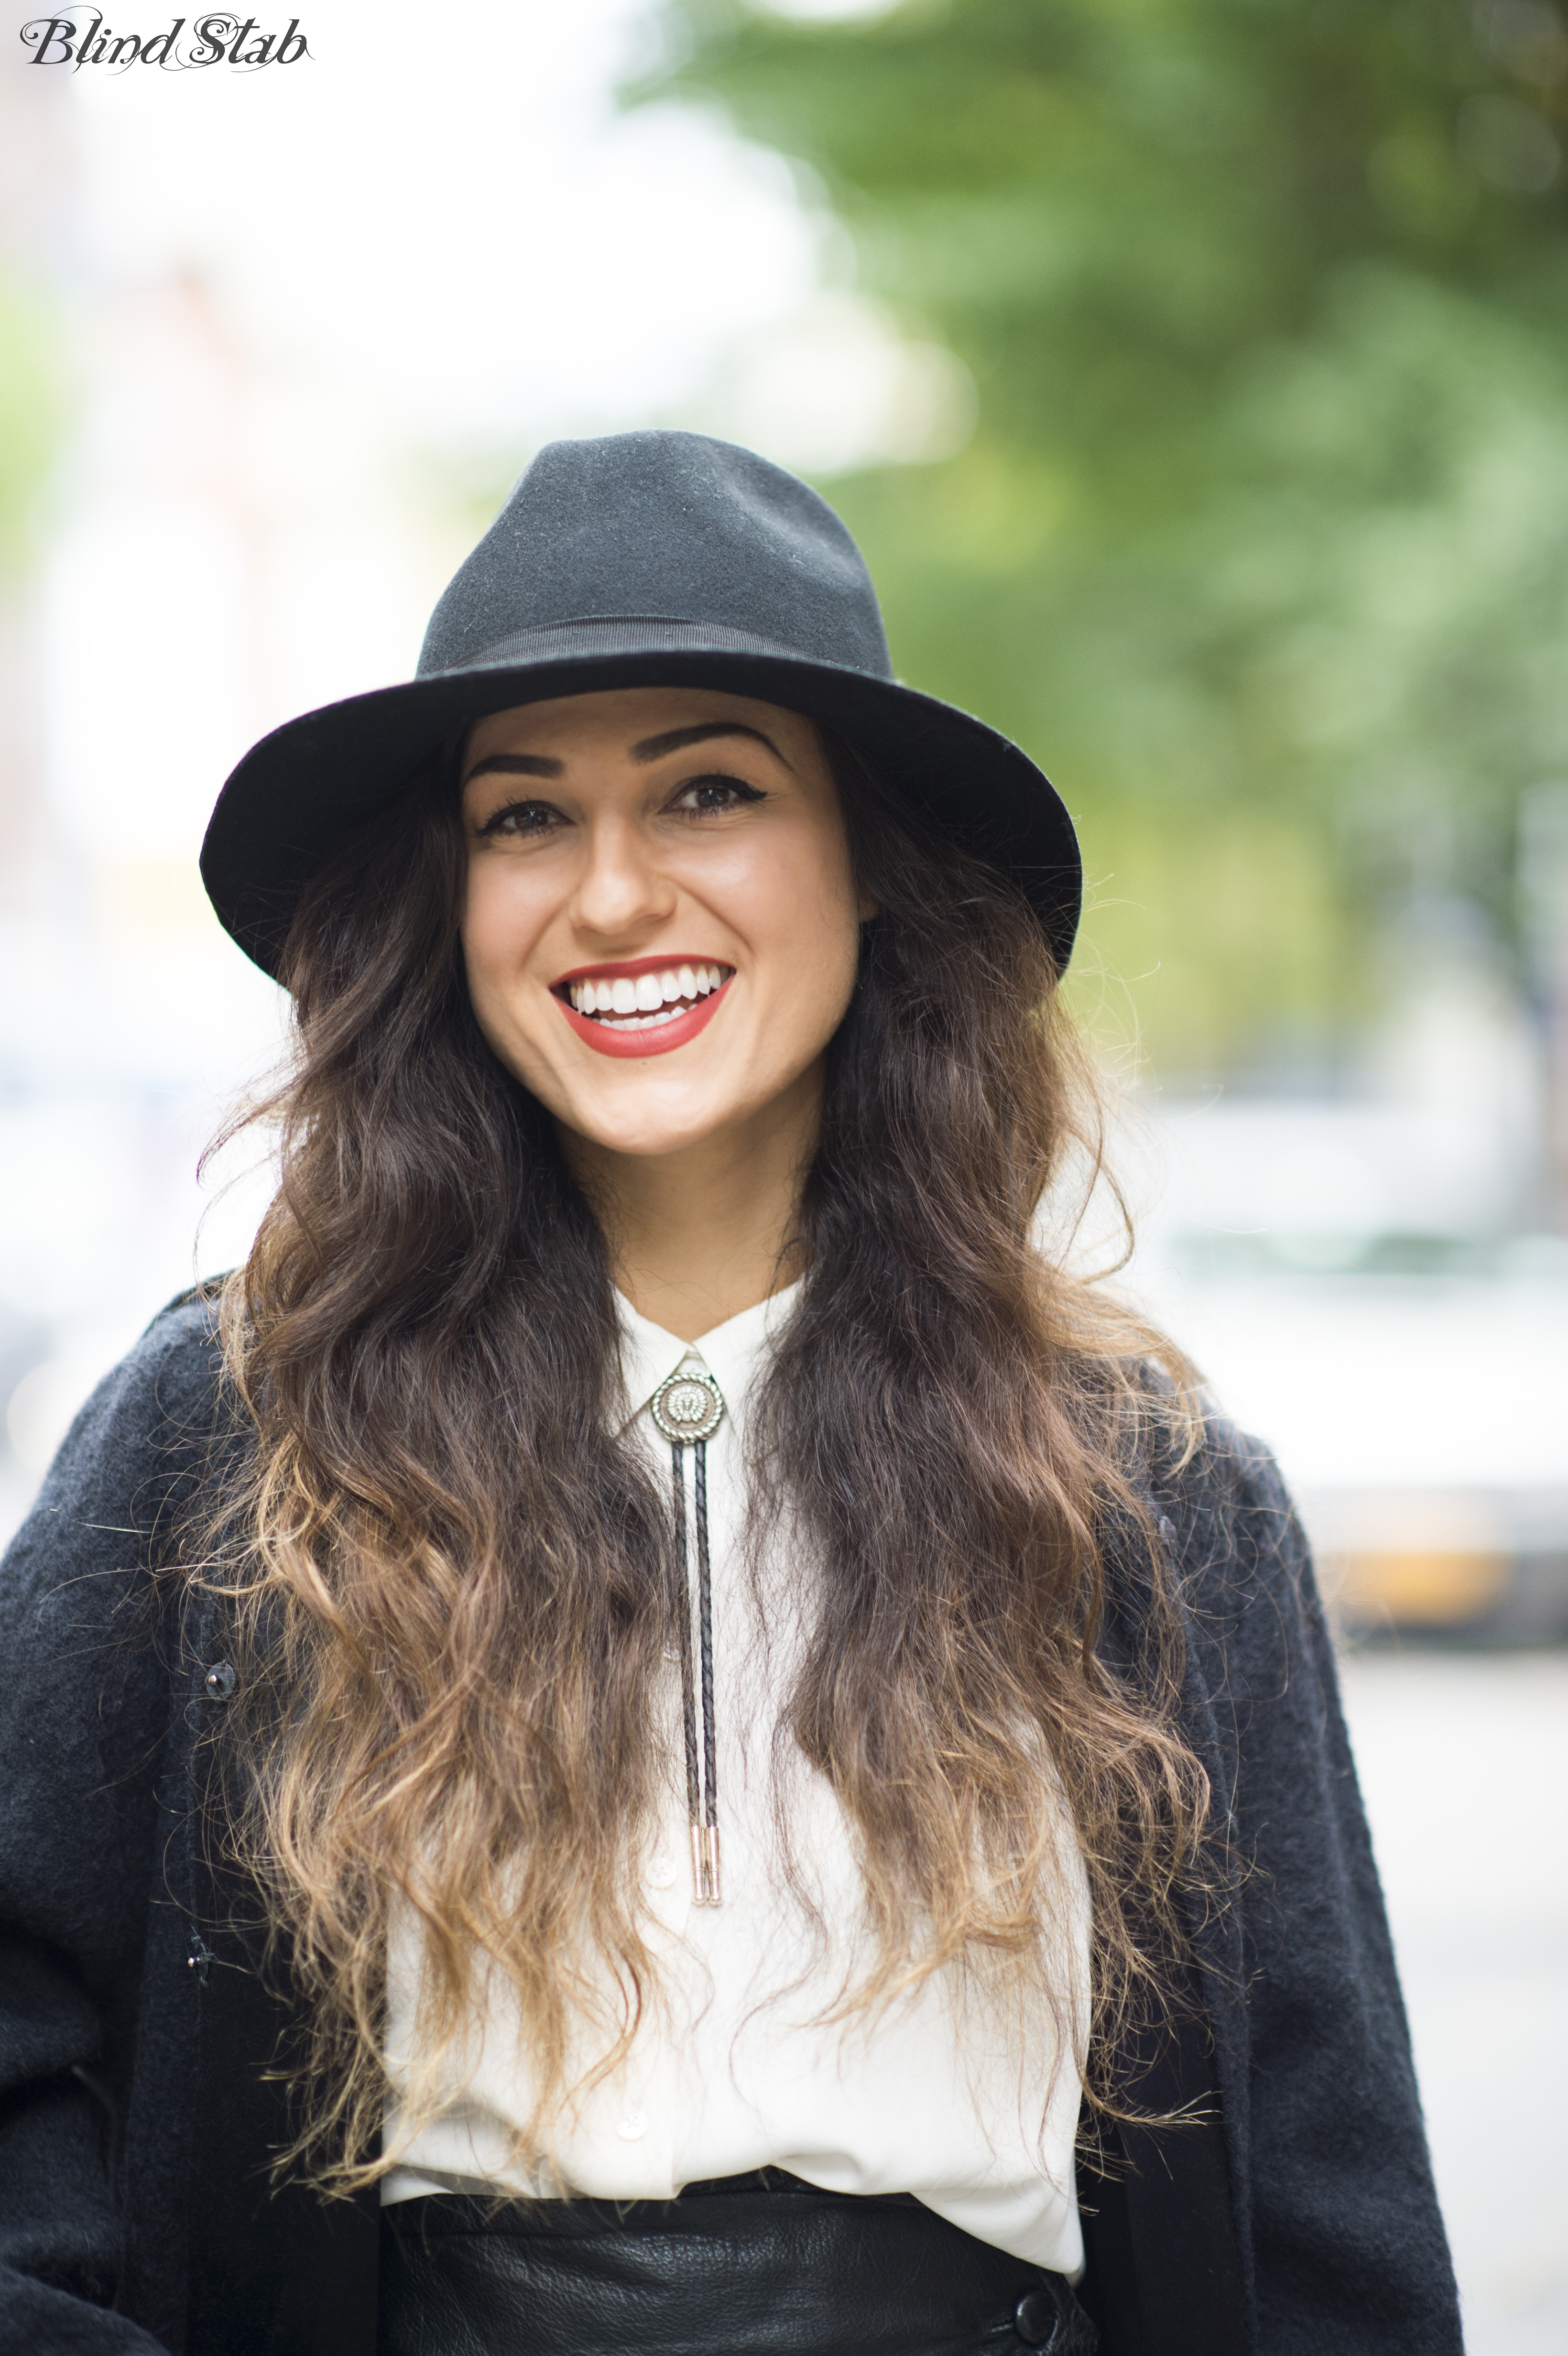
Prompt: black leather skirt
<box><xmin>379</xmin><ymin>2171</ymin><xmax>1098</xmax><ymax>2356</ymax></box>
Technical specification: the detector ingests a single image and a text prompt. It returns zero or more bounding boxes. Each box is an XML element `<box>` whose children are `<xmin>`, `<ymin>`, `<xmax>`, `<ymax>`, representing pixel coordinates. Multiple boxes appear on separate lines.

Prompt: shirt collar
<box><xmin>613</xmin><ymin>1280</ymin><xmax>803</xmax><ymax>1435</ymax></box>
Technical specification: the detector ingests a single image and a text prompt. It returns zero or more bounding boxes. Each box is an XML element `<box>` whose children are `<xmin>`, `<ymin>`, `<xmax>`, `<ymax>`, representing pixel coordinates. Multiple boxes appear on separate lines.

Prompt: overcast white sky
<box><xmin>67</xmin><ymin>0</ymin><xmax>925</xmax><ymax>457</ymax></box>
<box><xmin>73</xmin><ymin>0</ymin><xmax>809</xmax><ymax>442</ymax></box>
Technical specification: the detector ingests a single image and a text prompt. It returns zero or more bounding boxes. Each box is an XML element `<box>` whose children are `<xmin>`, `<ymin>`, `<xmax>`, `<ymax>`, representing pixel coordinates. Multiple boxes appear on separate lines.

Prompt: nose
<box><xmin>568</xmin><ymin>808</ymin><xmax>678</xmax><ymax>943</ymax></box>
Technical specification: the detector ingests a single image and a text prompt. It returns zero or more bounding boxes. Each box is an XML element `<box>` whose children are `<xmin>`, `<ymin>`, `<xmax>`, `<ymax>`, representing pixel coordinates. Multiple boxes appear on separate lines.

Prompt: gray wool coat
<box><xmin>0</xmin><ymin>1293</ymin><xmax>1462</xmax><ymax>2356</ymax></box>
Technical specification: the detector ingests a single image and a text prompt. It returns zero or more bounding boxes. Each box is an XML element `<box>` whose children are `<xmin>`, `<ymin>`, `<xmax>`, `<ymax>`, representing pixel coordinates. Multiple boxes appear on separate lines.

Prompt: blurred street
<box><xmin>1340</xmin><ymin>1651</ymin><xmax>1568</xmax><ymax>2356</ymax></box>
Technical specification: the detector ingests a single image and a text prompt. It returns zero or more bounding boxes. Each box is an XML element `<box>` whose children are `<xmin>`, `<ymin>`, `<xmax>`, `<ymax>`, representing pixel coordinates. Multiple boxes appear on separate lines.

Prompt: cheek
<box><xmin>457</xmin><ymin>873</ymin><xmax>504</xmax><ymax>1011</ymax></box>
<box><xmin>458</xmin><ymin>865</ymin><xmax>549</xmax><ymax>1048</ymax></box>
<box><xmin>755</xmin><ymin>830</ymin><xmax>862</xmax><ymax>1024</ymax></box>
<box><xmin>811</xmin><ymin>820</ymin><xmax>863</xmax><ymax>970</ymax></box>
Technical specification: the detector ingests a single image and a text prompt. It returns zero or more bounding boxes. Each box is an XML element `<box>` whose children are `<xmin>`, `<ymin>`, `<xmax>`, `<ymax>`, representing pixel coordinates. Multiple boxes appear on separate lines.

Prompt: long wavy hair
<box><xmin>205</xmin><ymin>725</ymin><xmax>1210</xmax><ymax>2193</ymax></box>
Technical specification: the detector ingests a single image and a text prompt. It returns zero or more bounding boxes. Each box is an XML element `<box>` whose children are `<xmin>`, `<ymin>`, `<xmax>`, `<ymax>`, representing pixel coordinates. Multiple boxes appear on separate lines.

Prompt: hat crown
<box><xmin>417</xmin><ymin>430</ymin><xmax>893</xmax><ymax>684</ymax></box>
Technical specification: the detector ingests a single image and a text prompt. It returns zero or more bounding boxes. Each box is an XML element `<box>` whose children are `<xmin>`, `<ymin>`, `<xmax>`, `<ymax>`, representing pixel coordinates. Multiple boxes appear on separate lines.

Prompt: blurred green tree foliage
<box><xmin>0</xmin><ymin>275</ymin><xmax>55</xmax><ymax>575</ymax></box>
<box><xmin>636</xmin><ymin>0</ymin><xmax>1568</xmax><ymax>1079</ymax></box>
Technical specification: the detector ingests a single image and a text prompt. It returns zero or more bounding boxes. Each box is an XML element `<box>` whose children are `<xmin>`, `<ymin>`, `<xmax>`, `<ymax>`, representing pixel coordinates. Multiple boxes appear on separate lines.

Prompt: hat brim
<box><xmin>200</xmin><ymin>642</ymin><xmax>1081</xmax><ymax>980</ymax></box>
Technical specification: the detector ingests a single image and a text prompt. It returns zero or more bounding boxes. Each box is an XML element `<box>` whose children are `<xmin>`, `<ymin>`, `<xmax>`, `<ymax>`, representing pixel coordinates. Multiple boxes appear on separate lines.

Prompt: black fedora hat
<box><xmin>200</xmin><ymin>430</ymin><xmax>1080</xmax><ymax>978</ymax></box>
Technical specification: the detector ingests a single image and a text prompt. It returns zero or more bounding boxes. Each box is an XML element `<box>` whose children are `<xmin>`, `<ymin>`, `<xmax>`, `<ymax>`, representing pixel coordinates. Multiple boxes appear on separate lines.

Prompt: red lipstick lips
<box><xmin>553</xmin><ymin>955</ymin><xmax>734</xmax><ymax>1061</ymax></box>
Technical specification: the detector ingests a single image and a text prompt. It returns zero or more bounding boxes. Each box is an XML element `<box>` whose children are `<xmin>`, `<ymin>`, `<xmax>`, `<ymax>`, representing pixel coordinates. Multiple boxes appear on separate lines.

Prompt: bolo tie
<box><xmin>650</xmin><ymin>1363</ymin><xmax>727</xmax><ymax>1906</ymax></box>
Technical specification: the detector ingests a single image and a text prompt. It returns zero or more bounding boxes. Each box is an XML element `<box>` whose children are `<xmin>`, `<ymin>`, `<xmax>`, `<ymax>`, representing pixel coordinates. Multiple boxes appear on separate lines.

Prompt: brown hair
<box><xmin>207</xmin><ymin>730</ymin><xmax>1210</xmax><ymax>2192</ymax></box>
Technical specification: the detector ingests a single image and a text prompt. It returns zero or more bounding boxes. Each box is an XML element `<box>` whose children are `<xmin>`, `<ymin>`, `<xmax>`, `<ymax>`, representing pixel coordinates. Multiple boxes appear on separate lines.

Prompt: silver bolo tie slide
<box><xmin>650</xmin><ymin>1366</ymin><xmax>727</xmax><ymax>1907</ymax></box>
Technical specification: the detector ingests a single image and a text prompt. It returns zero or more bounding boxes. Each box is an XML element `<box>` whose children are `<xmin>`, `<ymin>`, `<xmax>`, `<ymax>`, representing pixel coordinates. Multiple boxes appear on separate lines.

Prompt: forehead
<box><xmin>463</xmin><ymin>683</ymin><xmax>821</xmax><ymax>768</ymax></box>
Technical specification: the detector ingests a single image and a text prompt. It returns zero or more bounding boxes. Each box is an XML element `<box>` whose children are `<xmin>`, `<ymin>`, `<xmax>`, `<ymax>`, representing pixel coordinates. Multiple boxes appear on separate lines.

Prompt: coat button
<box><xmin>203</xmin><ymin>1662</ymin><xmax>238</xmax><ymax>1702</ymax></box>
<box><xmin>1014</xmin><ymin>2289</ymin><xmax>1060</xmax><ymax>2348</ymax></box>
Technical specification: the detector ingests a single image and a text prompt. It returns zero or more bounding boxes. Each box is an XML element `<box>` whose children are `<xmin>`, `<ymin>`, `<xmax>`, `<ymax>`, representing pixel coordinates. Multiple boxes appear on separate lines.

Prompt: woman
<box><xmin>0</xmin><ymin>432</ymin><xmax>1459</xmax><ymax>2356</ymax></box>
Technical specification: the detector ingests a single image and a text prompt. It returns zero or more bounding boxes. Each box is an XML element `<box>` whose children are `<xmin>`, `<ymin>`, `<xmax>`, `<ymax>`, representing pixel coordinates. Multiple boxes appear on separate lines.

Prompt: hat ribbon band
<box><xmin>433</xmin><ymin>615</ymin><xmax>884</xmax><ymax>679</ymax></box>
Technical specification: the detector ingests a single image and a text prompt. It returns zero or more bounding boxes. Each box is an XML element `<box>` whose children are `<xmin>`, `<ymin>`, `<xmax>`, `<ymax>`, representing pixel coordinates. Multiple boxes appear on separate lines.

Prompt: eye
<box><xmin>668</xmin><ymin>773</ymin><xmax>766</xmax><ymax>816</ymax></box>
<box><xmin>476</xmin><ymin>799</ymin><xmax>564</xmax><ymax>839</ymax></box>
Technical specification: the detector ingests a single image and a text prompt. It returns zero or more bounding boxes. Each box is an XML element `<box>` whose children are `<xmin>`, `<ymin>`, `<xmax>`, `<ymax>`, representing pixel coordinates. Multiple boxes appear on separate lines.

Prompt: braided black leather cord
<box><xmin>694</xmin><ymin>1439</ymin><xmax>718</xmax><ymax>1833</ymax></box>
<box><xmin>670</xmin><ymin>1444</ymin><xmax>701</xmax><ymax>1833</ymax></box>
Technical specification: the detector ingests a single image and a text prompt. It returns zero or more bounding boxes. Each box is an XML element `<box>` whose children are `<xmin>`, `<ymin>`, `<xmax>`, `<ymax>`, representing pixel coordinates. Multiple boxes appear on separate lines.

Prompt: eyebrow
<box><xmin>630</xmin><ymin>721</ymin><xmax>791</xmax><ymax>768</ymax></box>
<box><xmin>461</xmin><ymin>750</ymin><xmax>563</xmax><ymax>786</ymax></box>
<box><xmin>461</xmin><ymin>720</ymin><xmax>790</xmax><ymax>792</ymax></box>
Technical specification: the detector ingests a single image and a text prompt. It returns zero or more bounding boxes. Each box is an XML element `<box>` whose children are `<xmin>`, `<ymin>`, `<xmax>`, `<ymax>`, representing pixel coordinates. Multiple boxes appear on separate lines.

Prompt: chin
<box><xmin>549</xmin><ymin>1075</ymin><xmax>731</xmax><ymax>1160</ymax></box>
<box><xmin>575</xmin><ymin>1109</ymin><xmax>733</xmax><ymax>1160</ymax></box>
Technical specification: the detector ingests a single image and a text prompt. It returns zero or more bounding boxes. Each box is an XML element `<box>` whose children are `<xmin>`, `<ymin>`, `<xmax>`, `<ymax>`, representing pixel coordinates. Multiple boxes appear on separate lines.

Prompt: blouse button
<box><xmin>616</xmin><ymin>2111</ymin><xmax>648</xmax><ymax>2142</ymax></box>
<box><xmin>203</xmin><ymin>1662</ymin><xmax>238</xmax><ymax>1702</ymax></box>
<box><xmin>648</xmin><ymin>1854</ymin><xmax>677</xmax><ymax>1890</ymax></box>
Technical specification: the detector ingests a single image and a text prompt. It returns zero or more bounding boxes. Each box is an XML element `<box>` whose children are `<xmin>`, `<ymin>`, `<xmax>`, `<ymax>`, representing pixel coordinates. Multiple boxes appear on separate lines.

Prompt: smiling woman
<box><xmin>0</xmin><ymin>432</ymin><xmax>1460</xmax><ymax>2356</ymax></box>
<box><xmin>458</xmin><ymin>686</ymin><xmax>868</xmax><ymax>1332</ymax></box>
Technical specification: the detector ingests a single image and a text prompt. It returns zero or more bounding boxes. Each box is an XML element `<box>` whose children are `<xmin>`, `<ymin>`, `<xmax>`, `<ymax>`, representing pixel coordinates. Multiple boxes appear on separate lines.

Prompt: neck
<box><xmin>560</xmin><ymin>1065</ymin><xmax>821</xmax><ymax>1343</ymax></box>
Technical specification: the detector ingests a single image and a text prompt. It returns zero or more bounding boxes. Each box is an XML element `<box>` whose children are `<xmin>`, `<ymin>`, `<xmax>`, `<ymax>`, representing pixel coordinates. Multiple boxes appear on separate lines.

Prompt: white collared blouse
<box><xmin>382</xmin><ymin>1283</ymin><xmax>1090</xmax><ymax>2275</ymax></box>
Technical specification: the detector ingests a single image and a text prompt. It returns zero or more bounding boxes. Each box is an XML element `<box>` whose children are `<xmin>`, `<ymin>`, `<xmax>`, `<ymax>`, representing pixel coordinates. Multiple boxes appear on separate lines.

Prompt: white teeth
<box><xmin>601</xmin><ymin>1005</ymin><xmax>685</xmax><ymax>1031</ymax></box>
<box><xmin>567</xmin><ymin>965</ymin><xmax>730</xmax><ymax>1023</ymax></box>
